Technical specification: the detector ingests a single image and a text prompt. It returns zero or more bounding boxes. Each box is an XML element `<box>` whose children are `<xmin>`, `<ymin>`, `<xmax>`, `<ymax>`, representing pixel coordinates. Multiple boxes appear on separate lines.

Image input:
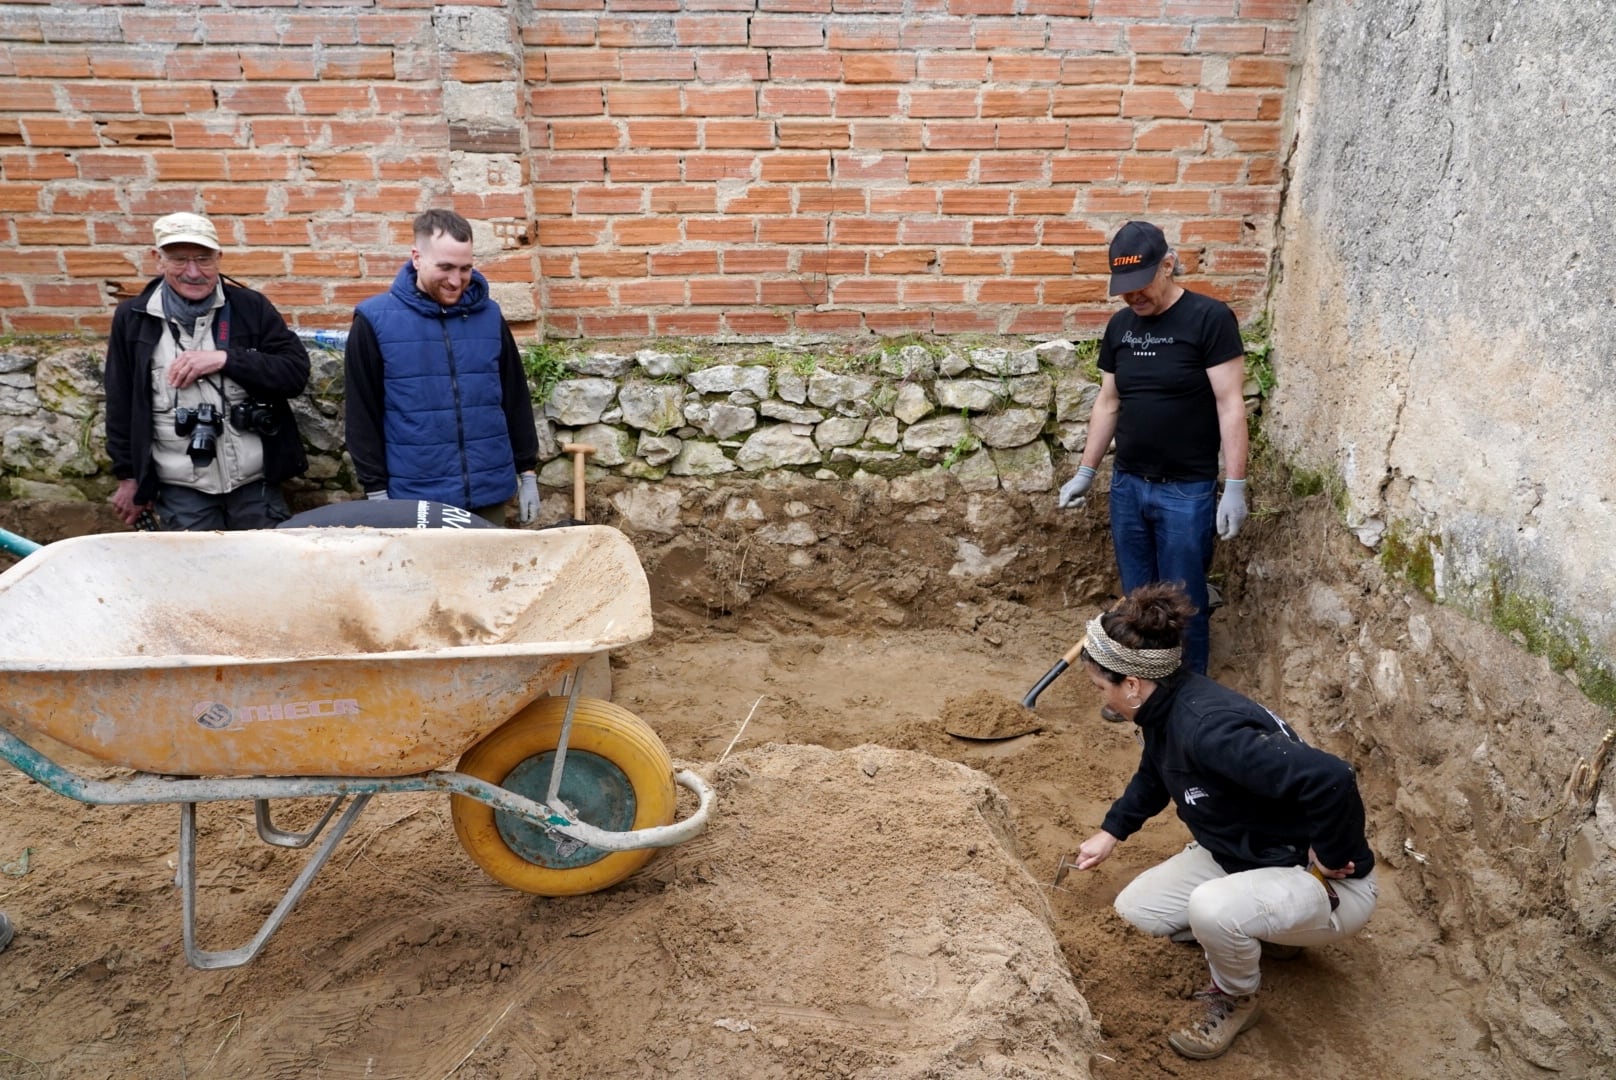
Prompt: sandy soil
<box><xmin>0</xmin><ymin>487</ymin><xmax>1599</xmax><ymax>1078</ymax></box>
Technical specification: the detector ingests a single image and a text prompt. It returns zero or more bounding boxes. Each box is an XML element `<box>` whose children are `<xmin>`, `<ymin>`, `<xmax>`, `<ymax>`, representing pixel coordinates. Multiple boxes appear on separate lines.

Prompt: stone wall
<box><xmin>1268</xmin><ymin>0</ymin><xmax>1616</xmax><ymax>695</ymax></box>
<box><xmin>0</xmin><ymin>336</ymin><xmax>1131</xmax><ymax>509</ymax></box>
<box><xmin>1266</xmin><ymin>2</ymin><xmax>1616</xmax><ymax>1070</ymax></box>
<box><xmin>0</xmin><ymin>0</ymin><xmax>1299</xmax><ymax>339</ymax></box>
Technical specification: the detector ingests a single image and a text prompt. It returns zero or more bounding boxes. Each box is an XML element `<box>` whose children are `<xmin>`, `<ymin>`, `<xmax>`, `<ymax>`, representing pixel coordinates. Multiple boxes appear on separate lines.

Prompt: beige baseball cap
<box><xmin>152</xmin><ymin>212</ymin><xmax>221</xmax><ymax>252</ymax></box>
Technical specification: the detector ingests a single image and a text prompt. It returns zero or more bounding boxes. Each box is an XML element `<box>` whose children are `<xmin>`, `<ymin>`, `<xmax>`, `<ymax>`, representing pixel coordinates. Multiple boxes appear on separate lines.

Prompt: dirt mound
<box><xmin>0</xmin><ymin>741</ymin><xmax>1094</xmax><ymax>1079</ymax></box>
<box><xmin>940</xmin><ymin>691</ymin><xmax>1044</xmax><ymax>740</ymax></box>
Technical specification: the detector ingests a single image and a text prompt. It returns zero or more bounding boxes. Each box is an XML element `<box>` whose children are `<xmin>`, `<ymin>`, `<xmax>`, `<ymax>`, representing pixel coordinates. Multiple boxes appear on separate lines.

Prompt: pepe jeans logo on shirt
<box><xmin>1120</xmin><ymin>330</ymin><xmax>1177</xmax><ymax>349</ymax></box>
<box><xmin>1183</xmin><ymin>786</ymin><xmax>1210</xmax><ymax>805</ymax></box>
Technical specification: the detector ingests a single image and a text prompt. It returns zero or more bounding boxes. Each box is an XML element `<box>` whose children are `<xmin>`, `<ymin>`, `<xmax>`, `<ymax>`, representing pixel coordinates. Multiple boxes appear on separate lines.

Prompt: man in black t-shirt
<box><xmin>1057</xmin><ymin>221</ymin><xmax>1250</xmax><ymax>682</ymax></box>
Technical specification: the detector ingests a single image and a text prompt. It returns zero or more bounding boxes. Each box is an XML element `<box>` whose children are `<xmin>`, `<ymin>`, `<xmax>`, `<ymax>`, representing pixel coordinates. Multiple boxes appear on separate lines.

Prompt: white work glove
<box><xmin>1216</xmin><ymin>478</ymin><xmax>1248</xmax><ymax>540</ymax></box>
<box><xmin>1057</xmin><ymin>465</ymin><xmax>1097</xmax><ymax>509</ymax></box>
<box><xmin>517</xmin><ymin>471</ymin><xmax>540</xmax><ymax>524</ymax></box>
<box><xmin>365</xmin><ymin>489</ymin><xmax>388</xmax><ymax>501</ymax></box>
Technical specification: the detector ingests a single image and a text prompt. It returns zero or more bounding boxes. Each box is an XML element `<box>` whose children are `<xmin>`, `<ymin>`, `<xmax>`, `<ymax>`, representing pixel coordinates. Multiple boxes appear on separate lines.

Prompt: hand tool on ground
<box><xmin>550</xmin><ymin>442</ymin><xmax>612</xmax><ymax>702</ymax></box>
<box><xmin>1022</xmin><ymin>637</ymin><xmax>1087</xmax><ymax>708</ymax></box>
<box><xmin>560</xmin><ymin>442</ymin><xmax>596</xmax><ymax>525</ymax></box>
<box><xmin>1051</xmin><ymin>853</ymin><xmax>1079</xmax><ymax>887</ymax></box>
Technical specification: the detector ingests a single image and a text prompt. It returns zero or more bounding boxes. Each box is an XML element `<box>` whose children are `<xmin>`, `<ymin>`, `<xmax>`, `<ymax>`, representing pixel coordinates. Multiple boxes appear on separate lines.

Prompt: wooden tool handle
<box><xmin>560</xmin><ymin>443</ymin><xmax>596</xmax><ymax>523</ymax></box>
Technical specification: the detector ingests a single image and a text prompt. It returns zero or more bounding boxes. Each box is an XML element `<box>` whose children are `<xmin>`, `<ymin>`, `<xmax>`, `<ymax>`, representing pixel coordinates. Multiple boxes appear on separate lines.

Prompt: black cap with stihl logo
<box><xmin>1107</xmin><ymin>220</ymin><xmax>1170</xmax><ymax>295</ymax></box>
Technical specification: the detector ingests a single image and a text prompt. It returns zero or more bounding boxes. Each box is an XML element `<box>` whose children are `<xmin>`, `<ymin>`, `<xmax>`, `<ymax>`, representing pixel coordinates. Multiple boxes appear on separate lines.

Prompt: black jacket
<box><xmin>104</xmin><ymin>277</ymin><xmax>310</xmax><ymax>504</ymax></box>
<box><xmin>1100</xmin><ymin>670</ymin><xmax>1375</xmax><ymax>877</ymax></box>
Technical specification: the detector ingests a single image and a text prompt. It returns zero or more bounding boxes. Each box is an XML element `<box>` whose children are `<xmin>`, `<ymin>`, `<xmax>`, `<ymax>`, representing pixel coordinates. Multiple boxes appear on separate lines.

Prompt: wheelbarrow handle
<box><xmin>0</xmin><ymin>527</ymin><xmax>41</xmax><ymax>559</ymax></box>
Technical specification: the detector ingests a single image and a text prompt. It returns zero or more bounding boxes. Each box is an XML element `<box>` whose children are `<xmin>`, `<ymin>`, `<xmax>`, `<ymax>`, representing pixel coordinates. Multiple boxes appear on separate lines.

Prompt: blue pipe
<box><xmin>0</xmin><ymin>528</ymin><xmax>40</xmax><ymax>559</ymax></box>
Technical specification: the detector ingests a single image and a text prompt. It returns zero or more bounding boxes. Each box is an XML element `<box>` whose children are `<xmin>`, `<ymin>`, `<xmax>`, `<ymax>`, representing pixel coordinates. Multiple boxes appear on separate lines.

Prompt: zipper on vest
<box><xmin>441</xmin><ymin>319</ymin><xmax>473</xmax><ymax>508</ymax></box>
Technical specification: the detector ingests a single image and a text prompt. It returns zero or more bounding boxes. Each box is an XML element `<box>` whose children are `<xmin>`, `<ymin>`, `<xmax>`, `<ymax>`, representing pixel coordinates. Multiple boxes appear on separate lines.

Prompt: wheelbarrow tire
<box><xmin>450</xmin><ymin>696</ymin><xmax>677</xmax><ymax>896</ymax></box>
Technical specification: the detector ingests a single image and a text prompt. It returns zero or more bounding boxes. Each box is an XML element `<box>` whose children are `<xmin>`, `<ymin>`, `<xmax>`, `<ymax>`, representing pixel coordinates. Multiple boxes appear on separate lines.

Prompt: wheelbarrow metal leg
<box><xmin>179</xmin><ymin>793</ymin><xmax>373</xmax><ymax>970</ymax></box>
<box><xmin>543</xmin><ymin>670</ymin><xmax>586</xmax><ymax>808</ymax></box>
<box><xmin>254</xmin><ymin>795</ymin><xmax>348</xmax><ymax>848</ymax></box>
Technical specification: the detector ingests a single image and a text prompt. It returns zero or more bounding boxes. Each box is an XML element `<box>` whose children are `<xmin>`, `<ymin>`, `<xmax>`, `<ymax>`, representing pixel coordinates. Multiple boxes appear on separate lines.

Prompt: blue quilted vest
<box><xmin>356</xmin><ymin>264</ymin><xmax>516</xmax><ymax>509</ymax></box>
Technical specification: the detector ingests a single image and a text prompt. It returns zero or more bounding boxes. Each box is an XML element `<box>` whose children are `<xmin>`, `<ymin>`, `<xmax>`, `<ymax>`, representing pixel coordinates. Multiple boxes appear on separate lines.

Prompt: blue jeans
<box><xmin>1107</xmin><ymin>470</ymin><xmax>1216</xmax><ymax>675</ymax></box>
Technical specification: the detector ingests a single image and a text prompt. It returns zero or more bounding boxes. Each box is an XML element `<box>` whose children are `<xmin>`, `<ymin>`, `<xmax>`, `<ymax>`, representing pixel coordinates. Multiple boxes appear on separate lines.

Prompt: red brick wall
<box><xmin>0</xmin><ymin>1</ymin><xmax>1298</xmax><ymax>339</ymax></box>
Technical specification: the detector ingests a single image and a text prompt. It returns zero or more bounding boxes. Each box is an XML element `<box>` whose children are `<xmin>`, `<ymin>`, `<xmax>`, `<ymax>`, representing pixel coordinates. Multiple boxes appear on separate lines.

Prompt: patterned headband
<box><xmin>1083</xmin><ymin>613</ymin><xmax>1183</xmax><ymax>679</ymax></box>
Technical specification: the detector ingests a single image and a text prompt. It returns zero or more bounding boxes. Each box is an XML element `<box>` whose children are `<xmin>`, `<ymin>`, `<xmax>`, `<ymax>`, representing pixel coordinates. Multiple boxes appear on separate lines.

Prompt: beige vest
<box><xmin>146</xmin><ymin>286</ymin><xmax>266</xmax><ymax>494</ymax></box>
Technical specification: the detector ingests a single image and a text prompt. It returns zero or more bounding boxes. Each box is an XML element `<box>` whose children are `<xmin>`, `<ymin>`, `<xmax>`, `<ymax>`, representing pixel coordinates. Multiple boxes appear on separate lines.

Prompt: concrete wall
<box><xmin>0</xmin><ymin>0</ymin><xmax>1299</xmax><ymax>340</ymax></box>
<box><xmin>1268</xmin><ymin>0</ymin><xmax>1616</xmax><ymax>686</ymax></box>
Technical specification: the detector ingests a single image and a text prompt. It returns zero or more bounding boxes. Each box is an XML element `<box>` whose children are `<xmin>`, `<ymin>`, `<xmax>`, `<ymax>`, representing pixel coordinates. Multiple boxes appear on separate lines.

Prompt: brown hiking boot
<box><xmin>1168</xmin><ymin>986</ymin><xmax>1260</xmax><ymax>1059</ymax></box>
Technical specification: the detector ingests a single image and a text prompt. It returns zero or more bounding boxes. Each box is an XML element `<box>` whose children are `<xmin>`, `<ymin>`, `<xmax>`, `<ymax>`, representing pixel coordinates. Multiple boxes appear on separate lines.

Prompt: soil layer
<box><xmin>1</xmin><ymin>484</ymin><xmax>1611</xmax><ymax>1078</ymax></box>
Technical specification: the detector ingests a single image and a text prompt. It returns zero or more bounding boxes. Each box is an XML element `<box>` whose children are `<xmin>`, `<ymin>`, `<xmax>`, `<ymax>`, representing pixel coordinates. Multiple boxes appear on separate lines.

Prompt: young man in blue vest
<box><xmin>344</xmin><ymin>209</ymin><xmax>541</xmax><ymax>525</ymax></box>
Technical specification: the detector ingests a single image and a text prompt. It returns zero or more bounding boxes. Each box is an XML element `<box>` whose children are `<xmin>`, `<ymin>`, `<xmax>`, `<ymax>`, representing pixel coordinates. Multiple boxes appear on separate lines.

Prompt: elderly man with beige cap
<box><xmin>104</xmin><ymin>212</ymin><xmax>310</xmax><ymax>530</ymax></box>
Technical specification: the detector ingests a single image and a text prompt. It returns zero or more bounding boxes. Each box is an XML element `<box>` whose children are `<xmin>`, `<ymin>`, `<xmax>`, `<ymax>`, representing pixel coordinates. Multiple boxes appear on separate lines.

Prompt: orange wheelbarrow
<box><xmin>0</xmin><ymin>526</ymin><xmax>713</xmax><ymax>969</ymax></box>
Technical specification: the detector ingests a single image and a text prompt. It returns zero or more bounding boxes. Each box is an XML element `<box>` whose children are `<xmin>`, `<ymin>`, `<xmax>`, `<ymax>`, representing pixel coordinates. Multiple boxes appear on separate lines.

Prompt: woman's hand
<box><xmin>1074</xmin><ymin>830</ymin><xmax>1120</xmax><ymax>871</ymax></box>
<box><xmin>1308</xmin><ymin>846</ymin><xmax>1355</xmax><ymax>879</ymax></box>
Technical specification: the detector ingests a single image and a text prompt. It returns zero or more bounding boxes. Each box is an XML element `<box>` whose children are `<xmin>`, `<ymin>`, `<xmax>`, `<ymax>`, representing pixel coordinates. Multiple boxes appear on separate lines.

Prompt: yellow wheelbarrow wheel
<box><xmin>450</xmin><ymin>696</ymin><xmax>677</xmax><ymax>896</ymax></box>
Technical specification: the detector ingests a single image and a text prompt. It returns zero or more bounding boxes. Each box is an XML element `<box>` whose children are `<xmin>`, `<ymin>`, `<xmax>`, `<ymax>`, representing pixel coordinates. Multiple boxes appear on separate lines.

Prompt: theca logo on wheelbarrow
<box><xmin>192</xmin><ymin>701</ymin><xmax>233</xmax><ymax>729</ymax></box>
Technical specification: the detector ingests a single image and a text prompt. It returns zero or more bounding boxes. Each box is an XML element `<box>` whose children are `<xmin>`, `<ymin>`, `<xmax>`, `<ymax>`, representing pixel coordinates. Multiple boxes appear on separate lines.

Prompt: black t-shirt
<box><xmin>277</xmin><ymin>500</ymin><xmax>497</xmax><ymax>529</ymax></box>
<box><xmin>1098</xmin><ymin>289</ymin><xmax>1244</xmax><ymax>481</ymax></box>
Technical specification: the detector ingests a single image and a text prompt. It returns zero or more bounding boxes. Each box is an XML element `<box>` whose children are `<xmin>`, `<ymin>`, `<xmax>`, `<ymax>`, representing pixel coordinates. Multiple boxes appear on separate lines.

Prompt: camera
<box><xmin>229</xmin><ymin>400</ymin><xmax>279</xmax><ymax>436</ymax></box>
<box><xmin>174</xmin><ymin>403</ymin><xmax>223</xmax><ymax>466</ymax></box>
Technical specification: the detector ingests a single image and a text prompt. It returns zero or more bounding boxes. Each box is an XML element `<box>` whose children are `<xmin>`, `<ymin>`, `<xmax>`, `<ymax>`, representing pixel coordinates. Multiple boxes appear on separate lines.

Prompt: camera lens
<box><xmin>185</xmin><ymin>403</ymin><xmax>222</xmax><ymax>466</ymax></box>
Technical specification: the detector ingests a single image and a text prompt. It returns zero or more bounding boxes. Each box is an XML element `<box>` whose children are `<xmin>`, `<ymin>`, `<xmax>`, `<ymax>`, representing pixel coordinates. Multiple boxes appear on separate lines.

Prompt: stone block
<box><xmin>973</xmin><ymin>409</ymin><xmax>1047</xmax><ymax>449</ymax></box>
<box><xmin>935</xmin><ymin>379</ymin><xmax>1004</xmax><ymax>412</ymax></box>
<box><xmin>617</xmin><ymin>382</ymin><xmax>684</xmax><ymax>433</ymax></box>
<box><xmin>687</xmin><ymin>363</ymin><xmax>771</xmax><ymax>398</ymax></box>
<box><xmin>736</xmin><ymin>425</ymin><xmax>822</xmax><ymax>471</ymax></box>
<box><xmin>894</xmin><ymin>382</ymin><xmax>934</xmax><ymax>425</ymax></box>
<box><xmin>545</xmin><ymin>378</ymin><xmax>617</xmax><ymax>426</ymax></box>
<box><xmin>670</xmin><ymin>441</ymin><xmax>736</xmax><ymax>476</ymax></box>
<box><xmin>902</xmin><ymin>414</ymin><xmax>969</xmax><ymax>451</ymax></box>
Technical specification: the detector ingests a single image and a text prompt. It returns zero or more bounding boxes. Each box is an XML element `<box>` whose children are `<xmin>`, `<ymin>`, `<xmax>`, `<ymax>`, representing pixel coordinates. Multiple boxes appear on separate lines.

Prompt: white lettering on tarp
<box><xmin>441</xmin><ymin>505</ymin><xmax>475</xmax><ymax>529</ymax></box>
<box><xmin>228</xmin><ymin>699</ymin><xmax>363</xmax><ymax>725</ymax></box>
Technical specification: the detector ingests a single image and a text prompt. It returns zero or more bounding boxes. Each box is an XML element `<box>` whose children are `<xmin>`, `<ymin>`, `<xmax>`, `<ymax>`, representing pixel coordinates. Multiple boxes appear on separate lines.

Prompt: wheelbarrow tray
<box><xmin>0</xmin><ymin>526</ymin><xmax>651</xmax><ymax>778</ymax></box>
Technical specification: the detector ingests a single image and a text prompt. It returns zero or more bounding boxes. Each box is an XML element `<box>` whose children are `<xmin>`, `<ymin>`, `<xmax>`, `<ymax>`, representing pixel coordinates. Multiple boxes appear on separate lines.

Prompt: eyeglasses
<box><xmin>162</xmin><ymin>253</ymin><xmax>219</xmax><ymax>269</ymax></box>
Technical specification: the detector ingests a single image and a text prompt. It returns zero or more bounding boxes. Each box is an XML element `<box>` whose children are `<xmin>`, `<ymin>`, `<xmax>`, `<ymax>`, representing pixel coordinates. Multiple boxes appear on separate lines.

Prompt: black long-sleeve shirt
<box><xmin>1101</xmin><ymin>670</ymin><xmax>1375</xmax><ymax>878</ymax></box>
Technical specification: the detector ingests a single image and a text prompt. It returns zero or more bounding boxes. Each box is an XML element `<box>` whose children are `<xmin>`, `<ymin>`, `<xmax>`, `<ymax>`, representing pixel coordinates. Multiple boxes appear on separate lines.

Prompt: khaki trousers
<box><xmin>1114</xmin><ymin>841</ymin><xmax>1378</xmax><ymax>996</ymax></box>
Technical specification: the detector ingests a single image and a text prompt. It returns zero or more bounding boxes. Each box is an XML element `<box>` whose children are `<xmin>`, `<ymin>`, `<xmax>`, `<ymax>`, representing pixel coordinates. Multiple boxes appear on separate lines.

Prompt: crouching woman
<box><xmin>1065</xmin><ymin>581</ymin><xmax>1378</xmax><ymax>1059</ymax></box>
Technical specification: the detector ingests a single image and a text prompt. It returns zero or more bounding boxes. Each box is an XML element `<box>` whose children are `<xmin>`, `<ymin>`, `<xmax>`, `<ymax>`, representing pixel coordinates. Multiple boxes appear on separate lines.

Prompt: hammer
<box><xmin>560</xmin><ymin>442</ymin><xmax>596</xmax><ymax>524</ymax></box>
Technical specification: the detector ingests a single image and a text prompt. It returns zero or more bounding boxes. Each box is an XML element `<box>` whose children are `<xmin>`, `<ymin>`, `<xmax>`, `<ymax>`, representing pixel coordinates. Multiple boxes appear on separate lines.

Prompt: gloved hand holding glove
<box><xmin>1216</xmin><ymin>478</ymin><xmax>1248</xmax><ymax>540</ymax></box>
<box><xmin>517</xmin><ymin>471</ymin><xmax>540</xmax><ymax>525</ymax></box>
<box><xmin>1057</xmin><ymin>465</ymin><xmax>1097</xmax><ymax>509</ymax></box>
